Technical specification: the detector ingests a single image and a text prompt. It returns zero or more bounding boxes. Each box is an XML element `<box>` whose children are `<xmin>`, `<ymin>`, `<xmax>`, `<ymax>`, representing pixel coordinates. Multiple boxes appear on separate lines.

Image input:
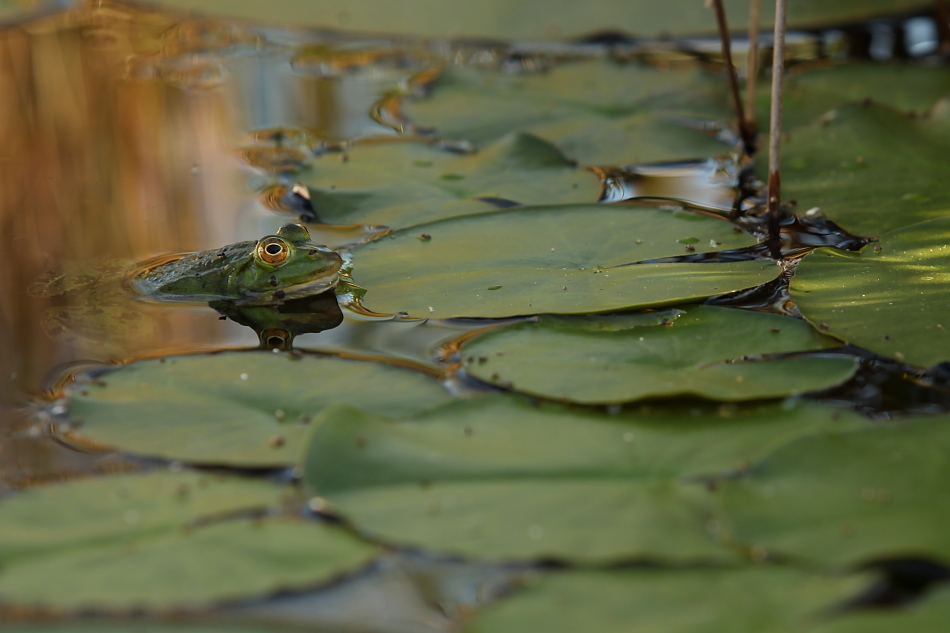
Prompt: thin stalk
<box><xmin>711</xmin><ymin>0</ymin><xmax>756</xmax><ymax>156</ymax></box>
<box><xmin>936</xmin><ymin>0</ymin><xmax>950</xmax><ymax>55</ymax></box>
<box><xmin>767</xmin><ymin>0</ymin><xmax>787</xmax><ymax>260</ymax></box>
<box><xmin>744</xmin><ymin>0</ymin><xmax>760</xmax><ymax>130</ymax></box>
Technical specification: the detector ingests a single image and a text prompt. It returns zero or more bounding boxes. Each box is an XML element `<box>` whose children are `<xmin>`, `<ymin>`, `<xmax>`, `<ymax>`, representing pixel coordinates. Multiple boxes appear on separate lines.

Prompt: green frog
<box><xmin>130</xmin><ymin>224</ymin><xmax>343</xmax><ymax>305</ymax></box>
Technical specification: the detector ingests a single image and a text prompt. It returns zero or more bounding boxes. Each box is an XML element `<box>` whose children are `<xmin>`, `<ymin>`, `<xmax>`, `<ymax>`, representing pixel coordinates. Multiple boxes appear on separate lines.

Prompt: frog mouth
<box><xmin>275</xmin><ymin>270</ymin><xmax>341</xmax><ymax>301</ymax></box>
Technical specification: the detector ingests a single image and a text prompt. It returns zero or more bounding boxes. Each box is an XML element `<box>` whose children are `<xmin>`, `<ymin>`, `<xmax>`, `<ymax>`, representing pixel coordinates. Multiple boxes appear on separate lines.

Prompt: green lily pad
<box><xmin>155</xmin><ymin>0</ymin><xmax>926</xmax><ymax>42</ymax></box>
<box><xmin>349</xmin><ymin>204</ymin><xmax>777</xmax><ymax>318</ymax></box>
<box><xmin>302</xmin><ymin>396</ymin><xmax>865</xmax><ymax>562</ymax></box>
<box><xmin>777</xmin><ymin>102</ymin><xmax>950</xmax><ymax>237</ymax></box>
<box><xmin>404</xmin><ymin>62</ymin><xmax>731</xmax><ymax>165</ymax></box>
<box><xmin>460</xmin><ymin>306</ymin><xmax>858</xmax><ymax>403</ymax></box>
<box><xmin>791</xmin><ymin>218</ymin><xmax>950</xmax><ymax>368</ymax></box>
<box><xmin>464</xmin><ymin>567</ymin><xmax>871</xmax><ymax>633</ymax></box>
<box><xmin>812</xmin><ymin>586</ymin><xmax>950</xmax><ymax>633</ymax></box>
<box><xmin>296</xmin><ymin>133</ymin><xmax>601</xmax><ymax>227</ymax></box>
<box><xmin>772</xmin><ymin>64</ymin><xmax>950</xmax><ymax>131</ymax></box>
<box><xmin>0</xmin><ymin>471</ymin><xmax>378</xmax><ymax>608</ymax></box>
<box><xmin>306</xmin><ymin>395</ymin><xmax>867</xmax><ymax>486</ymax></box>
<box><xmin>64</xmin><ymin>351</ymin><xmax>453</xmax><ymax>467</ymax></box>
<box><xmin>718</xmin><ymin>415</ymin><xmax>950</xmax><ymax>566</ymax></box>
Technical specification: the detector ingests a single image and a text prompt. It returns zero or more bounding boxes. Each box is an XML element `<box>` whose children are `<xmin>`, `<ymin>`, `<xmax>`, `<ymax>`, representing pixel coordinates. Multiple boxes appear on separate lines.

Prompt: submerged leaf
<box><xmin>0</xmin><ymin>472</ymin><xmax>378</xmax><ymax>608</ymax></box>
<box><xmin>460</xmin><ymin>306</ymin><xmax>857</xmax><ymax>403</ymax></box>
<box><xmin>792</xmin><ymin>217</ymin><xmax>950</xmax><ymax>368</ymax></box>
<box><xmin>349</xmin><ymin>204</ymin><xmax>776</xmax><ymax>318</ymax></box>
<box><xmin>302</xmin><ymin>396</ymin><xmax>865</xmax><ymax>562</ymax></box>
<box><xmin>65</xmin><ymin>351</ymin><xmax>452</xmax><ymax>466</ymax></box>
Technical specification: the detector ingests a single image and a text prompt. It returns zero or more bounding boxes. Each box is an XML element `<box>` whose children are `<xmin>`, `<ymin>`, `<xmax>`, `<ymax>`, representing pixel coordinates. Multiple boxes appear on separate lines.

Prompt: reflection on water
<box><xmin>0</xmin><ymin>1</ymin><xmax>521</xmax><ymax>488</ymax></box>
<box><xmin>0</xmin><ymin>1</ymin><xmax>440</xmax><ymax>481</ymax></box>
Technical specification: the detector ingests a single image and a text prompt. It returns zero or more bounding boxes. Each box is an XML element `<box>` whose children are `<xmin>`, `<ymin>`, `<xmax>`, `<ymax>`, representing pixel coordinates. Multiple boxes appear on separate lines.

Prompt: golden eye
<box><xmin>257</xmin><ymin>237</ymin><xmax>290</xmax><ymax>265</ymax></box>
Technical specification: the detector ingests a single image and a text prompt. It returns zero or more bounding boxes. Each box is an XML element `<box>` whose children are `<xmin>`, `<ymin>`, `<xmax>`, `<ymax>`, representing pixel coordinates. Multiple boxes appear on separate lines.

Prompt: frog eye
<box><xmin>257</xmin><ymin>237</ymin><xmax>291</xmax><ymax>265</ymax></box>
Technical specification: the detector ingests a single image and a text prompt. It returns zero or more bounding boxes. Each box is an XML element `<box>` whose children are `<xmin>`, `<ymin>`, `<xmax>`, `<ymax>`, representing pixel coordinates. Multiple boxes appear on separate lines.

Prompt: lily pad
<box><xmin>464</xmin><ymin>567</ymin><xmax>871</xmax><ymax>633</ymax></box>
<box><xmin>155</xmin><ymin>0</ymin><xmax>926</xmax><ymax>42</ymax></box>
<box><xmin>777</xmin><ymin>102</ymin><xmax>950</xmax><ymax>237</ymax></box>
<box><xmin>295</xmin><ymin>133</ymin><xmax>602</xmax><ymax>227</ymax></box>
<box><xmin>460</xmin><ymin>306</ymin><xmax>858</xmax><ymax>403</ymax></box>
<box><xmin>791</xmin><ymin>218</ymin><xmax>950</xmax><ymax>368</ymax></box>
<box><xmin>0</xmin><ymin>471</ymin><xmax>378</xmax><ymax>608</ymax></box>
<box><xmin>404</xmin><ymin>61</ymin><xmax>731</xmax><ymax>165</ymax></box>
<box><xmin>64</xmin><ymin>351</ymin><xmax>453</xmax><ymax>467</ymax></box>
<box><xmin>302</xmin><ymin>396</ymin><xmax>865</xmax><ymax>562</ymax></box>
<box><xmin>306</xmin><ymin>395</ymin><xmax>867</xmax><ymax>486</ymax></box>
<box><xmin>718</xmin><ymin>415</ymin><xmax>950</xmax><ymax>566</ymax></box>
<box><xmin>349</xmin><ymin>204</ymin><xmax>777</xmax><ymax>318</ymax></box>
<box><xmin>773</xmin><ymin>63</ymin><xmax>950</xmax><ymax>131</ymax></box>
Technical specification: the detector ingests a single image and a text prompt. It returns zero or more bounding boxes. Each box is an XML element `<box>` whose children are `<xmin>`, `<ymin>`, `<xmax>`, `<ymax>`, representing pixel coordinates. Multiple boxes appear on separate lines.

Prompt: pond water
<box><xmin>3</xmin><ymin>1</ymin><xmax>950</xmax><ymax>631</ymax></box>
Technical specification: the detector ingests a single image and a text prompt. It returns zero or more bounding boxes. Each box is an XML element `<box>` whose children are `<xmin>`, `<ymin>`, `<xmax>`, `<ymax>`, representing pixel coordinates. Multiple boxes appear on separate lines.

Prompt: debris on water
<box><xmin>706</xmin><ymin>260</ymin><xmax>800</xmax><ymax>316</ymax></box>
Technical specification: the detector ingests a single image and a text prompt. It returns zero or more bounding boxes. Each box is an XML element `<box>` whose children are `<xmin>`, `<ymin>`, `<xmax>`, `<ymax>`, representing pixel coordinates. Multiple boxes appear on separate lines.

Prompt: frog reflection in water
<box><xmin>131</xmin><ymin>223</ymin><xmax>342</xmax><ymax>305</ymax></box>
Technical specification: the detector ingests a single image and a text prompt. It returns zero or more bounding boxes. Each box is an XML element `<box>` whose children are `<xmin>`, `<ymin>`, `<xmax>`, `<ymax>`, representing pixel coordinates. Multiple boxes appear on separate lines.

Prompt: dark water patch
<box><xmin>706</xmin><ymin>260</ymin><xmax>800</xmax><ymax>316</ymax></box>
<box><xmin>738</xmin><ymin>212</ymin><xmax>875</xmax><ymax>253</ymax></box>
<box><xmin>806</xmin><ymin>345</ymin><xmax>950</xmax><ymax>418</ymax></box>
<box><xmin>841</xmin><ymin>558</ymin><xmax>950</xmax><ymax>609</ymax></box>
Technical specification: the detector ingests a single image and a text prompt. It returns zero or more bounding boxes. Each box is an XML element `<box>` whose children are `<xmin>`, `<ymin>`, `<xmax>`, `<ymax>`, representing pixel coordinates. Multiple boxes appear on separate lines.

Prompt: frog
<box><xmin>130</xmin><ymin>224</ymin><xmax>343</xmax><ymax>306</ymax></box>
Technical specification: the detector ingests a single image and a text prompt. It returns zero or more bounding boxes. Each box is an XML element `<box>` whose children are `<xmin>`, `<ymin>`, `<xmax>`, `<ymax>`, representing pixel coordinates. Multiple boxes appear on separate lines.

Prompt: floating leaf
<box><xmin>719</xmin><ymin>416</ymin><xmax>950</xmax><ymax>566</ymax></box>
<box><xmin>302</xmin><ymin>396</ymin><xmax>865</xmax><ymax>562</ymax></box>
<box><xmin>65</xmin><ymin>351</ymin><xmax>452</xmax><ymax>466</ymax></box>
<box><xmin>460</xmin><ymin>306</ymin><xmax>858</xmax><ymax>403</ymax></box>
<box><xmin>777</xmin><ymin>102</ymin><xmax>950</xmax><ymax>237</ymax></box>
<box><xmin>349</xmin><ymin>204</ymin><xmax>776</xmax><ymax>318</ymax></box>
<box><xmin>405</xmin><ymin>61</ymin><xmax>731</xmax><ymax>165</ymax></box>
<box><xmin>791</xmin><ymin>218</ymin><xmax>950</xmax><ymax>368</ymax></box>
<box><xmin>774</xmin><ymin>63</ymin><xmax>950</xmax><ymax>131</ymax></box>
<box><xmin>295</xmin><ymin>133</ymin><xmax>601</xmax><ymax>227</ymax></box>
<box><xmin>154</xmin><ymin>1</ymin><xmax>927</xmax><ymax>50</ymax></box>
<box><xmin>465</xmin><ymin>567</ymin><xmax>871</xmax><ymax>633</ymax></box>
<box><xmin>0</xmin><ymin>472</ymin><xmax>378</xmax><ymax>608</ymax></box>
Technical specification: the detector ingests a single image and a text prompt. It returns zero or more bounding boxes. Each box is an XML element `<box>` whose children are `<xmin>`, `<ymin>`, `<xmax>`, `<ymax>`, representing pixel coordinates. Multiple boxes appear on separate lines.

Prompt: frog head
<box><xmin>232</xmin><ymin>224</ymin><xmax>343</xmax><ymax>304</ymax></box>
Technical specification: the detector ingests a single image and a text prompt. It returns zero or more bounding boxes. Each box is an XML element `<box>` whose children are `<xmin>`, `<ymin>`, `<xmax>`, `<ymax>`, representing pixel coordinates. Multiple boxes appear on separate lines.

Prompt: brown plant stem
<box><xmin>711</xmin><ymin>0</ymin><xmax>756</xmax><ymax>156</ymax></box>
<box><xmin>744</xmin><ymin>0</ymin><xmax>760</xmax><ymax>130</ymax></box>
<box><xmin>767</xmin><ymin>0</ymin><xmax>787</xmax><ymax>260</ymax></box>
